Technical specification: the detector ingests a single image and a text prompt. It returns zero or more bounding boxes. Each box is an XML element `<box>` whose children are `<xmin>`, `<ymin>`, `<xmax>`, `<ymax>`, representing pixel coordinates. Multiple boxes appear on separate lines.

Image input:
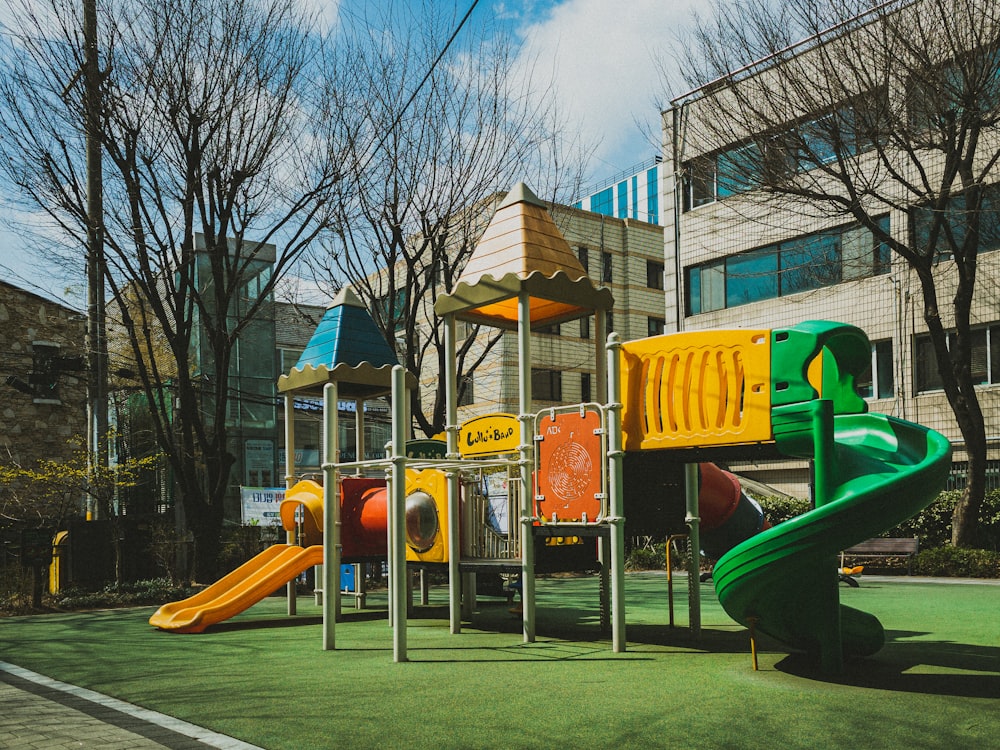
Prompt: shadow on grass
<box><xmin>207</xmin><ymin>606</ymin><xmax>397</xmax><ymax>632</ymax></box>
<box><xmin>775</xmin><ymin>631</ymin><xmax>1000</xmax><ymax>698</ymax></box>
<box><xmin>208</xmin><ymin>615</ymin><xmax>324</xmax><ymax>632</ymax></box>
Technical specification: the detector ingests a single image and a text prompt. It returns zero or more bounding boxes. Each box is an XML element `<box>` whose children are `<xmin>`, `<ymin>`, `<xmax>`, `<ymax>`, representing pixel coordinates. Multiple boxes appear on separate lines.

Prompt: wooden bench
<box><xmin>840</xmin><ymin>537</ymin><xmax>920</xmax><ymax>575</ymax></box>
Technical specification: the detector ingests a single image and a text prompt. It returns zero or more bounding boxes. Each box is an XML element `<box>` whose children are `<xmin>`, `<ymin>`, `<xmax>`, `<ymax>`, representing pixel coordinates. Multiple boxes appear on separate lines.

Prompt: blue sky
<box><xmin>0</xmin><ymin>0</ymin><xmax>700</xmax><ymax>302</ymax></box>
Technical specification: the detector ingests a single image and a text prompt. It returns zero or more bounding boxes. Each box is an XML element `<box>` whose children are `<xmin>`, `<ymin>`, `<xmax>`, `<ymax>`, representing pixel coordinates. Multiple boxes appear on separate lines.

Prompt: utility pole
<box><xmin>84</xmin><ymin>0</ymin><xmax>107</xmax><ymax>519</ymax></box>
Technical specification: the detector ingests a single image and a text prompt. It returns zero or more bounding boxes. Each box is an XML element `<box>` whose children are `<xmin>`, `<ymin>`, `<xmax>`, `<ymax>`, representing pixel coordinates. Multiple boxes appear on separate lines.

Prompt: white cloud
<box><xmin>306</xmin><ymin>0</ymin><xmax>342</xmax><ymax>36</ymax></box>
<box><xmin>513</xmin><ymin>0</ymin><xmax>700</xmax><ymax>184</ymax></box>
<box><xmin>287</xmin><ymin>0</ymin><xmax>337</xmax><ymax>36</ymax></box>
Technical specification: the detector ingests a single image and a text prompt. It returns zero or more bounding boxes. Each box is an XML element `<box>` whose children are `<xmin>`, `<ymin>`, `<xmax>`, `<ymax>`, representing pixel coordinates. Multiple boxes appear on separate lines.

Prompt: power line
<box><xmin>354</xmin><ymin>0</ymin><xmax>482</xmax><ymax>177</ymax></box>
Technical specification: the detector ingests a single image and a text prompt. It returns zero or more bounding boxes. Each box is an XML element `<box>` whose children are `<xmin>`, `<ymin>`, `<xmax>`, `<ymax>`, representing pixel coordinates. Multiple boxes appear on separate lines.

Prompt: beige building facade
<box><xmin>661</xmin><ymin>0</ymin><xmax>1000</xmax><ymax>496</ymax></box>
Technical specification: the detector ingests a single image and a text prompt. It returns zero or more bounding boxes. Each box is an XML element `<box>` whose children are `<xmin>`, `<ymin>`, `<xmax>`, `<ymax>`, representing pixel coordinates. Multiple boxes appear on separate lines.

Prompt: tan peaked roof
<box><xmin>434</xmin><ymin>183</ymin><xmax>613</xmax><ymax>330</ymax></box>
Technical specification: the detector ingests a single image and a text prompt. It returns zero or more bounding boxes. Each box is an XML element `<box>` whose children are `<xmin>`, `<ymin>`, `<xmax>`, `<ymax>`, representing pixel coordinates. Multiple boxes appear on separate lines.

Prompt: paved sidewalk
<box><xmin>0</xmin><ymin>662</ymin><xmax>264</xmax><ymax>750</ymax></box>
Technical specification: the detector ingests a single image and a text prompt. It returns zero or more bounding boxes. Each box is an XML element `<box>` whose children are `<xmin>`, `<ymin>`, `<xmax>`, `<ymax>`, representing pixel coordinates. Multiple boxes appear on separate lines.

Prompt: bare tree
<box><xmin>671</xmin><ymin>0</ymin><xmax>1000</xmax><ymax>547</ymax></box>
<box><xmin>0</xmin><ymin>0</ymin><xmax>342</xmax><ymax>577</ymax></box>
<box><xmin>307</xmin><ymin>1</ymin><xmax>591</xmax><ymax>437</ymax></box>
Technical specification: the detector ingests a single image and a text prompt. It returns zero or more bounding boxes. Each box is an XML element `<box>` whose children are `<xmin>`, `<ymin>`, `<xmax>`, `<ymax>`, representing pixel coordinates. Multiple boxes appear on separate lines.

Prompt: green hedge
<box><xmin>911</xmin><ymin>547</ymin><xmax>1000</xmax><ymax>578</ymax></box>
<box><xmin>54</xmin><ymin>578</ymin><xmax>201</xmax><ymax>610</ymax></box>
<box><xmin>886</xmin><ymin>489</ymin><xmax>1000</xmax><ymax>551</ymax></box>
<box><xmin>755</xmin><ymin>496</ymin><xmax>811</xmax><ymax>525</ymax></box>
<box><xmin>757</xmin><ymin>491</ymin><xmax>1000</xmax><ymax>552</ymax></box>
<box><xmin>624</xmin><ymin>541</ymin><xmax>689</xmax><ymax>571</ymax></box>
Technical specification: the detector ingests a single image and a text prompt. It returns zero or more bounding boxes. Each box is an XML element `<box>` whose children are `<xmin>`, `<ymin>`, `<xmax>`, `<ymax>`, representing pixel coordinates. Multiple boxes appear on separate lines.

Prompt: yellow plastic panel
<box><xmin>620</xmin><ymin>330</ymin><xmax>772</xmax><ymax>451</ymax></box>
<box><xmin>404</xmin><ymin>469</ymin><xmax>449</xmax><ymax>564</ymax></box>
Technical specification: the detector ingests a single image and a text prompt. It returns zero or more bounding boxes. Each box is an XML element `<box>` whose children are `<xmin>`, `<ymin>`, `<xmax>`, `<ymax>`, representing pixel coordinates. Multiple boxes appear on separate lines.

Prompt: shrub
<box><xmin>54</xmin><ymin>578</ymin><xmax>200</xmax><ymax>610</ymax></box>
<box><xmin>887</xmin><ymin>489</ymin><xmax>1000</xmax><ymax>551</ymax></box>
<box><xmin>755</xmin><ymin>495</ymin><xmax>811</xmax><ymax>525</ymax></box>
<box><xmin>625</xmin><ymin>546</ymin><xmax>663</xmax><ymax>571</ymax></box>
<box><xmin>753</xmin><ymin>489</ymin><xmax>1000</xmax><ymax>552</ymax></box>
<box><xmin>625</xmin><ymin>541</ymin><xmax>689</xmax><ymax>571</ymax></box>
<box><xmin>911</xmin><ymin>547</ymin><xmax>1000</xmax><ymax>578</ymax></box>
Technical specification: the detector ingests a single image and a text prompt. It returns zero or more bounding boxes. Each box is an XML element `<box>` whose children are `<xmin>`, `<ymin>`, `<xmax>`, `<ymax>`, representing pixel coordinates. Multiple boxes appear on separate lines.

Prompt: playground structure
<box><xmin>151</xmin><ymin>184</ymin><xmax>951</xmax><ymax>673</ymax></box>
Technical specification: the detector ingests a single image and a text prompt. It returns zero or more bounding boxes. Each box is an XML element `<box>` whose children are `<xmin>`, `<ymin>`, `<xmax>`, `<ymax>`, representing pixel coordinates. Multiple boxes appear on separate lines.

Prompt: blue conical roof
<box><xmin>277</xmin><ymin>287</ymin><xmax>413</xmax><ymax>397</ymax></box>
<box><xmin>297</xmin><ymin>287</ymin><xmax>398</xmax><ymax>370</ymax></box>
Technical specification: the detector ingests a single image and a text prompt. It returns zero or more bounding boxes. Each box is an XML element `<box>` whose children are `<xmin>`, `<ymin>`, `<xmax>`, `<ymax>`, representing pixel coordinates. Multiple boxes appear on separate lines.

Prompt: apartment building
<box><xmin>573</xmin><ymin>156</ymin><xmax>664</xmax><ymax>226</ymax></box>
<box><xmin>661</xmin><ymin>0</ymin><xmax>1000</xmax><ymax>495</ymax></box>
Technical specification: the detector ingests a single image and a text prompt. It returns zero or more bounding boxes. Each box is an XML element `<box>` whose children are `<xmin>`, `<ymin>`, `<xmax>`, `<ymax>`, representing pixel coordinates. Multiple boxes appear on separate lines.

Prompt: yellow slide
<box><xmin>149</xmin><ymin>544</ymin><xmax>323</xmax><ymax>633</ymax></box>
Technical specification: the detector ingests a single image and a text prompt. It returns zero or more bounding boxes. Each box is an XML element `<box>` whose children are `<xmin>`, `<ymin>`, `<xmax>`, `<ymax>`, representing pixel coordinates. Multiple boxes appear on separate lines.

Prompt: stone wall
<box><xmin>0</xmin><ymin>281</ymin><xmax>86</xmax><ymax>513</ymax></box>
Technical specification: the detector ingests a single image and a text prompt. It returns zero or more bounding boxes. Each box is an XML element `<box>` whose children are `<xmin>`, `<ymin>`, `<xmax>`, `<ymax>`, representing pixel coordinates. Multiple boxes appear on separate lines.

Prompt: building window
<box><xmin>915</xmin><ymin>324</ymin><xmax>1000</xmax><ymax>393</ymax></box>
<box><xmin>914</xmin><ymin>336</ymin><xmax>943</xmax><ymax>393</ymax></box>
<box><xmin>683</xmin><ymin>103</ymin><xmax>877</xmax><ymax>212</ymax></box>
<box><xmin>375</xmin><ymin>290</ymin><xmax>407</xmax><ymax>331</ymax></box>
<box><xmin>602</xmin><ymin>252</ymin><xmax>613</xmax><ymax>283</ymax></box>
<box><xmin>279</xmin><ymin>348</ymin><xmax>304</xmax><ymax>374</ymax></box>
<box><xmin>686</xmin><ymin>216</ymin><xmax>890</xmax><ymax>315</ymax></box>
<box><xmin>856</xmin><ymin>340</ymin><xmax>895</xmax><ymax>399</ymax></box>
<box><xmin>455</xmin><ymin>319</ymin><xmax>475</xmax><ymax>340</ymax></box>
<box><xmin>537</xmin><ymin>323</ymin><xmax>560</xmax><ymax>335</ymax></box>
<box><xmin>646</xmin><ymin>166</ymin><xmax>659</xmax><ymax>224</ymax></box>
<box><xmin>423</xmin><ymin>260</ymin><xmax>442</xmax><ymax>287</ymax></box>
<box><xmin>780</xmin><ymin>233</ymin><xmax>841</xmax><ymax>295</ymax></box>
<box><xmin>647</xmin><ymin>317</ymin><xmax>665</xmax><ymax>338</ymax></box>
<box><xmin>580</xmin><ymin>372</ymin><xmax>592</xmax><ymax>403</ymax></box>
<box><xmin>646</xmin><ymin>260</ymin><xmax>664</xmax><ymax>290</ymax></box>
<box><xmin>908</xmin><ymin>51</ymin><xmax>1000</xmax><ymax>135</ymax></box>
<box><xmin>727</xmin><ymin>248</ymin><xmax>778</xmax><ymax>307</ymax></box>
<box><xmin>458</xmin><ymin>375</ymin><xmax>474</xmax><ymax>406</ymax></box>
<box><xmin>532</xmin><ymin>368</ymin><xmax>562</xmax><ymax>402</ymax></box>
<box><xmin>28</xmin><ymin>342</ymin><xmax>61</xmax><ymax>401</ymax></box>
<box><xmin>606</xmin><ymin>312</ymin><xmax>615</xmax><ymax>333</ymax></box>
<box><xmin>591</xmin><ymin>187</ymin><xmax>613</xmax><ymax>216</ymax></box>
<box><xmin>684</xmin><ymin>156</ymin><xmax>717</xmax><ymax>211</ymax></box>
<box><xmin>617</xmin><ymin>181</ymin><xmax>628</xmax><ymax>219</ymax></box>
<box><xmin>577</xmin><ymin>246</ymin><xmax>589</xmax><ymax>273</ymax></box>
<box><xmin>716</xmin><ymin>142</ymin><xmax>761</xmax><ymax>198</ymax></box>
<box><xmin>580</xmin><ymin>316</ymin><xmax>590</xmax><ymax>339</ymax></box>
<box><xmin>911</xmin><ymin>183</ymin><xmax>1000</xmax><ymax>261</ymax></box>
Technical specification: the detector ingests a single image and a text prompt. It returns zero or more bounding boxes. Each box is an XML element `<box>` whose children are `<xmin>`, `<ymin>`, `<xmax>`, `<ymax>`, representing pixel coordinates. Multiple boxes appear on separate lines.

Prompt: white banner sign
<box><xmin>240</xmin><ymin>487</ymin><xmax>286</xmax><ymax>526</ymax></box>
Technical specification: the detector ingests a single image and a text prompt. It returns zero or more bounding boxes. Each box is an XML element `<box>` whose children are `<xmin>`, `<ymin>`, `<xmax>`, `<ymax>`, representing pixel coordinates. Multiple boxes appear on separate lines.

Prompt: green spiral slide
<box><xmin>711</xmin><ymin>322</ymin><xmax>952</xmax><ymax>672</ymax></box>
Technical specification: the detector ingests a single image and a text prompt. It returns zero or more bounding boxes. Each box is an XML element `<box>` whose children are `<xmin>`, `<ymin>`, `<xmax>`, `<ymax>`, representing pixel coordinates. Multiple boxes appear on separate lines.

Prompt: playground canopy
<box><xmin>277</xmin><ymin>286</ymin><xmax>414</xmax><ymax>398</ymax></box>
<box><xmin>433</xmin><ymin>183</ymin><xmax>613</xmax><ymax>329</ymax></box>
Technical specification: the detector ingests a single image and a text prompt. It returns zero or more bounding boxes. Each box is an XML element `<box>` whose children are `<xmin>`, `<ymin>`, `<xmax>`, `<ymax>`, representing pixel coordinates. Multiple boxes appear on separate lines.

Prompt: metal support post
<box><xmin>322</xmin><ymin>382</ymin><xmax>340</xmax><ymax>649</ymax></box>
<box><xmin>390</xmin><ymin>366</ymin><xmax>408</xmax><ymax>662</ymax></box>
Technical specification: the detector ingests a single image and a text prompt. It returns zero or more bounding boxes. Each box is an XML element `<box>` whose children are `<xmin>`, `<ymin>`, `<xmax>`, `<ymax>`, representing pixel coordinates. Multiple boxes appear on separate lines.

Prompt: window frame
<box><xmin>646</xmin><ymin>259</ymin><xmax>665</xmax><ymax>290</ymax></box>
<box><xmin>685</xmin><ymin>216</ymin><xmax>890</xmax><ymax>315</ymax></box>
<box><xmin>855</xmin><ymin>339</ymin><xmax>895</xmax><ymax>400</ymax></box>
<box><xmin>531</xmin><ymin>368</ymin><xmax>563</xmax><ymax>402</ymax></box>
<box><xmin>602</xmin><ymin>251</ymin><xmax>613</xmax><ymax>284</ymax></box>
<box><xmin>682</xmin><ymin>97</ymin><xmax>882</xmax><ymax>212</ymax></box>
<box><xmin>458</xmin><ymin>375</ymin><xmax>475</xmax><ymax>407</ymax></box>
<box><xmin>914</xmin><ymin>324</ymin><xmax>1000</xmax><ymax>394</ymax></box>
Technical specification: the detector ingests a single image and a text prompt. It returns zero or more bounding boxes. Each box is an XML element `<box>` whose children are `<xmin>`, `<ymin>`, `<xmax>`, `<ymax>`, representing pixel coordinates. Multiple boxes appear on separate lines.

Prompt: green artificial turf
<box><xmin>2</xmin><ymin>573</ymin><xmax>998</xmax><ymax>749</ymax></box>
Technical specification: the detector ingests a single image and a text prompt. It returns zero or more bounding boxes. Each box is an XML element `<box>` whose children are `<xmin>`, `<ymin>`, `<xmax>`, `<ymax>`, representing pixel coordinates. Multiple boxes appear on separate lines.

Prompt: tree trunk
<box><xmin>186</xmin><ymin>498</ymin><xmax>225</xmax><ymax>582</ymax></box>
<box><xmin>952</xmin><ymin>438</ymin><xmax>987</xmax><ymax>548</ymax></box>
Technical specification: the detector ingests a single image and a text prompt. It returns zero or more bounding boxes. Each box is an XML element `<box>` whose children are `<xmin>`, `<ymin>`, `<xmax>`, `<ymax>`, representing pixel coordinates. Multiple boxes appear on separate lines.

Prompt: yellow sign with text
<box><xmin>459</xmin><ymin>413</ymin><xmax>520</xmax><ymax>457</ymax></box>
